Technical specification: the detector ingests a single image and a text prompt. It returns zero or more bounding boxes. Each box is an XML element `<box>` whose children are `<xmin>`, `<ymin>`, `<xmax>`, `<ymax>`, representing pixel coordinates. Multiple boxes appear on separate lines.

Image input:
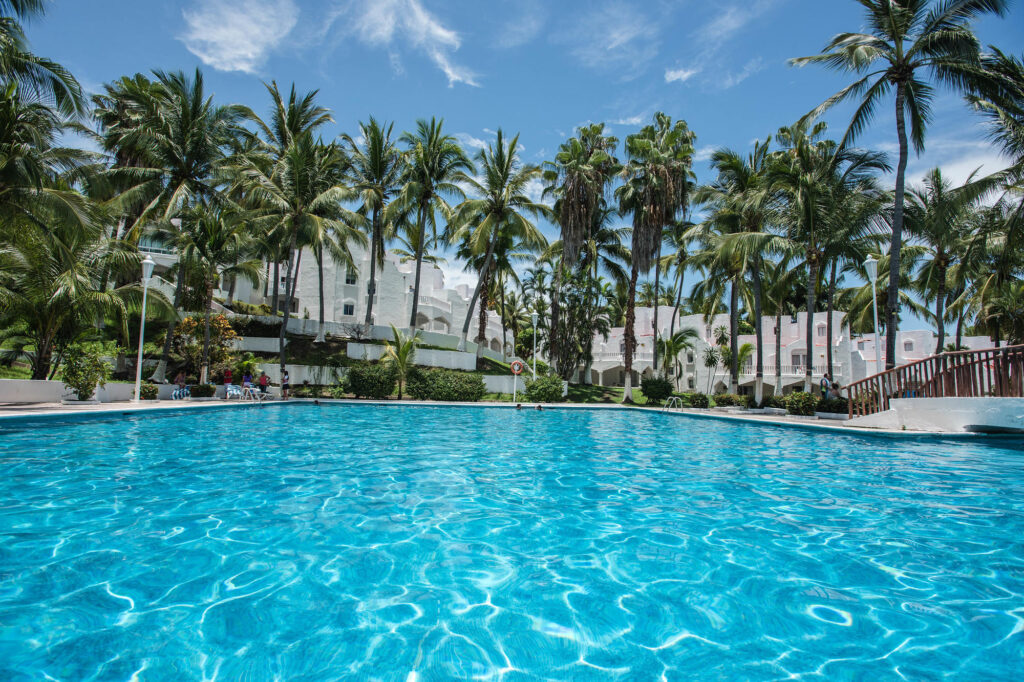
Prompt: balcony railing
<box><xmin>740</xmin><ymin>364</ymin><xmax>838</xmax><ymax>376</ymax></box>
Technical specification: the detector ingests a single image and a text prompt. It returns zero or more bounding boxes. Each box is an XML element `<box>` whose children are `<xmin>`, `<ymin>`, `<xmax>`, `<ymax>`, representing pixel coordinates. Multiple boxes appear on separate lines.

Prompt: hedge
<box><xmin>190</xmin><ymin>383</ymin><xmax>217</xmax><ymax>398</ymax></box>
<box><xmin>640</xmin><ymin>377</ymin><xmax>673</xmax><ymax>403</ymax></box>
<box><xmin>524</xmin><ymin>375</ymin><xmax>564</xmax><ymax>403</ymax></box>
<box><xmin>345</xmin><ymin>363</ymin><xmax>397</xmax><ymax>399</ymax></box>
<box><xmin>689</xmin><ymin>393</ymin><xmax>710</xmax><ymax>408</ymax></box>
<box><xmin>785</xmin><ymin>391</ymin><xmax>819</xmax><ymax>416</ymax></box>
<box><xmin>817</xmin><ymin>397</ymin><xmax>850</xmax><ymax>414</ymax></box>
<box><xmin>406</xmin><ymin>368</ymin><xmax>486</xmax><ymax>402</ymax></box>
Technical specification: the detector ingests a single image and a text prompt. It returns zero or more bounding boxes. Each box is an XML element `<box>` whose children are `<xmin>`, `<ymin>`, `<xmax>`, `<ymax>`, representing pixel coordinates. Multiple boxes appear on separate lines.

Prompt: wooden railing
<box><xmin>847</xmin><ymin>345</ymin><xmax>1024</xmax><ymax>419</ymax></box>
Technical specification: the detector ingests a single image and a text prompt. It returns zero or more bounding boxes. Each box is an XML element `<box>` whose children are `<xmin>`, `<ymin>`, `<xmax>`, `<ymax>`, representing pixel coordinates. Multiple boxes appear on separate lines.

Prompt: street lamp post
<box><xmin>863</xmin><ymin>256</ymin><xmax>882</xmax><ymax>375</ymax></box>
<box><xmin>133</xmin><ymin>256</ymin><xmax>156</xmax><ymax>403</ymax></box>
<box><xmin>531</xmin><ymin>311</ymin><xmax>538</xmax><ymax>381</ymax></box>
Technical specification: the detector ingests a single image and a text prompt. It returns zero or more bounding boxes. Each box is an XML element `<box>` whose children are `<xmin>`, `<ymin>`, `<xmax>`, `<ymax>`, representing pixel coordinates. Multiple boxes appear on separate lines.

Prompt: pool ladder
<box><xmin>663</xmin><ymin>396</ymin><xmax>683</xmax><ymax>411</ymax></box>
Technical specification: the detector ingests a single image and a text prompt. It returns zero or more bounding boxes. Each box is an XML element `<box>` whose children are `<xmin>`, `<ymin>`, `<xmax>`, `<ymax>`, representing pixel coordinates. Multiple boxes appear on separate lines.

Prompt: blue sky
<box><xmin>25</xmin><ymin>0</ymin><xmax>1024</xmax><ymax>327</ymax></box>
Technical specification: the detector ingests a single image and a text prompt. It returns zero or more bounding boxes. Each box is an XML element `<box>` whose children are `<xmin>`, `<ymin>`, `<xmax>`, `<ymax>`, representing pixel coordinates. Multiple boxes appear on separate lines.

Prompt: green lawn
<box><xmin>565</xmin><ymin>384</ymin><xmax>650</xmax><ymax>406</ymax></box>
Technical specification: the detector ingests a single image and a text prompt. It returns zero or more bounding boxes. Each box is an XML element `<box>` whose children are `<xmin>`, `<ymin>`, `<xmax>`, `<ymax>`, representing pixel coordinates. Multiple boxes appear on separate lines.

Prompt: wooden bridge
<box><xmin>846</xmin><ymin>345</ymin><xmax>1024</xmax><ymax>419</ymax></box>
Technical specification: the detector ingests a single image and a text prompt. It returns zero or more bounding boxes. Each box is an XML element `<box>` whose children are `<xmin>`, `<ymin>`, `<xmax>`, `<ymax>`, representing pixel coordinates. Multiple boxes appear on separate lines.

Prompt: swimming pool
<box><xmin>1</xmin><ymin>403</ymin><xmax>1021</xmax><ymax>679</ymax></box>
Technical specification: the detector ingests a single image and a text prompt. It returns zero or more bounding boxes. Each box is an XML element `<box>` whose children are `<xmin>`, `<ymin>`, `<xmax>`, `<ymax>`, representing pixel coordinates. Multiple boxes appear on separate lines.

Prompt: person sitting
<box><xmin>258</xmin><ymin>371</ymin><xmax>269</xmax><ymax>395</ymax></box>
<box><xmin>171</xmin><ymin>371</ymin><xmax>190</xmax><ymax>400</ymax></box>
<box><xmin>819</xmin><ymin>372</ymin><xmax>832</xmax><ymax>399</ymax></box>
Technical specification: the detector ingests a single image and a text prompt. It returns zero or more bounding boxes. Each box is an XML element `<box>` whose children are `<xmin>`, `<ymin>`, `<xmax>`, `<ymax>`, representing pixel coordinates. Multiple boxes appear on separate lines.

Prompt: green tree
<box><xmin>384</xmin><ymin>324</ymin><xmax>421</xmax><ymax>399</ymax></box>
<box><xmin>792</xmin><ymin>0</ymin><xmax>1009</xmax><ymax>368</ymax></box>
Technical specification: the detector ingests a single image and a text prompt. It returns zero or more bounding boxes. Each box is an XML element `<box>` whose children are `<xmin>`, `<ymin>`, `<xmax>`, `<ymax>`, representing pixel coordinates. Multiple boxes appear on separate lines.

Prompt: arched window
<box><xmin>903</xmin><ymin>341</ymin><xmax>914</xmax><ymax>352</ymax></box>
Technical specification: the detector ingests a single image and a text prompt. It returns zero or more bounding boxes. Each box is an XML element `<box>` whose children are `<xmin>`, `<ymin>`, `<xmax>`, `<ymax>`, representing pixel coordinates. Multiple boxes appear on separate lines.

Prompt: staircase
<box><xmin>846</xmin><ymin>345</ymin><xmax>1024</xmax><ymax>418</ymax></box>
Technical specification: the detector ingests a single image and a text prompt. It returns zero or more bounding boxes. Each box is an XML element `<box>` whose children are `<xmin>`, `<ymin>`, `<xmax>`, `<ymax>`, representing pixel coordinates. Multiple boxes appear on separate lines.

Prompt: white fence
<box><xmin>346</xmin><ymin>343</ymin><xmax>478</xmax><ymax>371</ymax></box>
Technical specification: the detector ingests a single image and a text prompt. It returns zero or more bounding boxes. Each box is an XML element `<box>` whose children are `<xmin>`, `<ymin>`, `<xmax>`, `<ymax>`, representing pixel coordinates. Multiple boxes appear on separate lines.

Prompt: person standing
<box><xmin>223</xmin><ymin>368</ymin><xmax>233</xmax><ymax>385</ymax></box>
<box><xmin>820</xmin><ymin>372</ymin><xmax>832</xmax><ymax>399</ymax></box>
<box><xmin>282</xmin><ymin>370</ymin><xmax>290</xmax><ymax>400</ymax></box>
<box><xmin>258</xmin><ymin>371</ymin><xmax>269</xmax><ymax>395</ymax></box>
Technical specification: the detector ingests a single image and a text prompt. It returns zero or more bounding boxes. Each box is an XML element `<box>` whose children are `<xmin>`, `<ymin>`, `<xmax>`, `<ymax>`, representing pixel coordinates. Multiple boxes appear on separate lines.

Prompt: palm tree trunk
<box><xmin>477</xmin><ymin>269</ymin><xmax>491</xmax><ymax>351</ymax></box>
<box><xmin>887</xmin><ymin>81</ymin><xmax>909</xmax><ymax>370</ymax></box>
<box><xmin>955</xmin><ymin>306</ymin><xmax>964</xmax><ymax>350</ymax></box>
<box><xmin>279</xmin><ymin>230</ymin><xmax>299</xmax><ymax>376</ymax></box>
<box><xmin>263</xmin><ymin>260</ymin><xmax>270</xmax><ymax>298</ymax></box>
<box><xmin>669</xmin><ymin>266</ymin><xmax>684</xmax><ymax>339</ymax></box>
<box><xmin>459</xmin><ymin>231</ymin><xmax>499</xmax><ymax>352</ymax></box>
<box><xmin>408</xmin><ymin>204</ymin><xmax>427</xmax><ymax>330</ymax></box>
<box><xmin>623</xmin><ymin>262</ymin><xmax>639</xmax><ymax>403</ymax></box>
<box><xmin>775</xmin><ymin>310</ymin><xmax>783</xmax><ymax>395</ymax></box>
<box><xmin>751</xmin><ymin>256</ymin><xmax>764</xmax><ymax>405</ymax></box>
<box><xmin>499</xmin><ymin>281</ymin><xmax>508</xmax><ymax>359</ymax></box>
<box><xmin>653</xmin><ymin>244</ymin><xmax>663</xmax><ymax>373</ymax></box>
<box><xmin>316</xmin><ymin>244</ymin><xmax>326</xmax><ymax>343</ymax></box>
<box><xmin>364</xmin><ymin>209</ymin><xmax>380</xmax><ymax>328</ymax></box>
<box><xmin>934</xmin><ymin>264</ymin><xmax>946</xmax><ymax>354</ymax></box>
<box><xmin>151</xmin><ymin>268</ymin><xmax>185</xmax><ymax>383</ymax></box>
<box><xmin>271</xmin><ymin>260</ymin><xmax>280</xmax><ymax>313</ymax></box>
<box><xmin>729</xmin><ymin>278</ymin><xmax>739</xmax><ymax>394</ymax></box>
<box><xmin>227</xmin><ymin>272</ymin><xmax>236</xmax><ymax>307</ymax></box>
<box><xmin>200</xmin><ymin>279</ymin><xmax>214</xmax><ymax>384</ymax></box>
<box><xmin>826</xmin><ymin>259</ymin><xmax>837</xmax><ymax>377</ymax></box>
<box><xmin>550</xmin><ymin>263</ymin><xmax>561</xmax><ymax>375</ymax></box>
<box><xmin>805</xmin><ymin>254</ymin><xmax>818</xmax><ymax>392</ymax></box>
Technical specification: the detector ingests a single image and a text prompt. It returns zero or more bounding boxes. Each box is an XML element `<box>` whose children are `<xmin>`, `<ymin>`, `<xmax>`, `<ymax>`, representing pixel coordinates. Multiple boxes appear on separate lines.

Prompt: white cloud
<box><xmin>180</xmin><ymin>0</ymin><xmax>298</xmax><ymax>74</ymax></box>
<box><xmin>720</xmin><ymin>57</ymin><xmax>764</xmax><ymax>88</ymax></box>
<box><xmin>455</xmin><ymin>132</ymin><xmax>486</xmax><ymax>150</ymax></box>
<box><xmin>665</xmin><ymin>67</ymin><xmax>698</xmax><ymax>83</ymax></box>
<box><xmin>694</xmin><ymin>146</ymin><xmax>716</xmax><ymax>162</ymax></box>
<box><xmin>437</xmin><ymin>262</ymin><xmax>479</xmax><ymax>291</ymax></box>
<box><xmin>496</xmin><ymin>0</ymin><xmax>546</xmax><ymax>48</ymax></box>
<box><xmin>333</xmin><ymin>0</ymin><xmax>478</xmax><ymax>87</ymax></box>
<box><xmin>613</xmin><ymin>114</ymin><xmax>645</xmax><ymax>126</ymax></box>
<box><xmin>524</xmin><ymin>177</ymin><xmax>551</xmax><ymax>207</ymax></box>
<box><xmin>555</xmin><ymin>2</ymin><xmax>660</xmax><ymax>79</ymax></box>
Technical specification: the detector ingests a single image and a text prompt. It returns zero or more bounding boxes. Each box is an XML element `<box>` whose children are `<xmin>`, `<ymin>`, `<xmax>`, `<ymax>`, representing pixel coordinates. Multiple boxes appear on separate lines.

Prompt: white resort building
<box><xmin>140</xmin><ymin>240</ymin><xmax>994</xmax><ymax>393</ymax></box>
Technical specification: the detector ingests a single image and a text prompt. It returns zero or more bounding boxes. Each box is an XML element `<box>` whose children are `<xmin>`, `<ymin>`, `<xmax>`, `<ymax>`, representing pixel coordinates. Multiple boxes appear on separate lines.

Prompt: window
<box><xmin>903</xmin><ymin>341</ymin><xmax>914</xmax><ymax>352</ymax></box>
<box><xmin>345</xmin><ymin>268</ymin><xmax>357</xmax><ymax>285</ymax></box>
<box><xmin>343</xmin><ymin>303</ymin><xmax>355</xmax><ymax>316</ymax></box>
<box><xmin>817</xmin><ymin>325</ymin><xmax>827</xmax><ymax>337</ymax></box>
<box><xmin>858</xmin><ymin>341</ymin><xmax>866</xmax><ymax>350</ymax></box>
<box><xmin>687</xmin><ymin>377</ymin><xmax>695</xmax><ymax>389</ymax></box>
<box><xmin>687</xmin><ymin>352</ymin><xmax>694</xmax><ymax>364</ymax></box>
<box><xmin>619</xmin><ymin>342</ymin><xmax>626</xmax><ymax>354</ymax></box>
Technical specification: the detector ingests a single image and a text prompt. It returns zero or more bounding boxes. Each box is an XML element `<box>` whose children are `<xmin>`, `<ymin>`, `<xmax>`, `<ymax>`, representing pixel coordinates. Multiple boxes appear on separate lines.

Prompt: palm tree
<box><xmin>392</xmin><ymin>118</ymin><xmax>472</xmax><ymax>330</ymax></box>
<box><xmin>447</xmin><ymin>129</ymin><xmax>549</xmax><ymax>355</ymax></box>
<box><xmin>702</xmin><ymin>345</ymin><xmax>721</xmax><ymax>394</ymax></box>
<box><xmin>770</xmin><ymin>120</ymin><xmax>889</xmax><ymax>391</ymax></box>
<box><xmin>906</xmin><ymin>168</ymin><xmax>981</xmax><ymax>353</ymax></box>
<box><xmin>232</xmin><ymin>133</ymin><xmax>360</xmax><ymax>377</ymax></box>
<box><xmin>384</xmin><ymin>324</ymin><xmax>421</xmax><ymax>399</ymax></box>
<box><xmin>791</xmin><ymin>0</ymin><xmax>1009</xmax><ymax>369</ymax></box>
<box><xmin>172</xmin><ymin>206</ymin><xmax>262</xmax><ymax>383</ymax></box>
<box><xmin>342</xmin><ymin>118</ymin><xmax>403</xmax><ymax>328</ymax></box>
<box><xmin>0</xmin><ymin>208</ymin><xmax>146</xmax><ymax>380</ymax></box>
<box><xmin>761</xmin><ymin>258</ymin><xmax>802</xmax><ymax>395</ymax></box>
<box><xmin>615</xmin><ymin>113</ymin><xmax>695</xmax><ymax>402</ymax></box>
<box><xmin>658</xmin><ymin>327</ymin><xmax>698</xmax><ymax>390</ymax></box>
<box><xmin>0</xmin><ymin>0</ymin><xmax>84</xmax><ymax>116</ymax></box>
<box><xmin>101</xmin><ymin>69</ymin><xmax>249</xmax><ymax>382</ymax></box>
<box><xmin>543</xmin><ymin>123</ymin><xmax>620</xmax><ymax>372</ymax></box>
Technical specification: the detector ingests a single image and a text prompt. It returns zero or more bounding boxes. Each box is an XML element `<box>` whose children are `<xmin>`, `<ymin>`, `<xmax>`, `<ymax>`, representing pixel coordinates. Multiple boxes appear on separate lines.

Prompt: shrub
<box><xmin>138</xmin><ymin>383</ymin><xmax>158</xmax><ymax>401</ymax></box>
<box><xmin>524</xmin><ymin>375</ymin><xmax>564</xmax><ymax>403</ymax></box>
<box><xmin>61</xmin><ymin>343</ymin><xmax>111</xmax><ymax>400</ymax></box>
<box><xmin>689</xmin><ymin>393</ymin><xmax>710</xmax><ymax>408</ymax></box>
<box><xmin>406</xmin><ymin>368</ymin><xmax>486</xmax><ymax>402</ymax></box>
<box><xmin>640</xmin><ymin>377</ymin><xmax>673</xmax><ymax>403</ymax></box>
<box><xmin>761</xmin><ymin>394</ymin><xmax>786</xmax><ymax>409</ymax></box>
<box><xmin>713</xmin><ymin>393</ymin><xmax>747</xmax><ymax>407</ymax></box>
<box><xmin>817</xmin><ymin>397</ymin><xmax>850</xmax><ymax>414</ymax></box>
<box><xmin>190</xmin><ymin>383</ymin><xmax>217</xmax><ymax>398</ymax></box>
<box><xmin>785</xmin><ymin>391</ymin><xmax>820</xmax><ymax>416</ymax></box>
<box><xmin>328</xmin><ymin>385</ymin><xmax>348</xmax><ymax>399</ymax></box>
<box><xmin>345</xmin><ymin>363</ymin><xmax>396</xmax><ymax>399</ymax></box>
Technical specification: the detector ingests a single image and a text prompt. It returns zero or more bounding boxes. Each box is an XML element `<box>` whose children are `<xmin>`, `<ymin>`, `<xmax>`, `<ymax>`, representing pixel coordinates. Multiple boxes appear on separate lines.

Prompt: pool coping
<box><xmin>0</xmin><ymin>397</ymin><xmax>1004</xmax><ymax>441</ymax></box>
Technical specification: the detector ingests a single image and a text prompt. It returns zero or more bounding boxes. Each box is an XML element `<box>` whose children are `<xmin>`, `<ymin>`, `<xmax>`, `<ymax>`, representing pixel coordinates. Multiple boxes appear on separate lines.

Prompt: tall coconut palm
<box><xmin>342</xmin><ymin>118</ymin><xmax>403</xmax><ymax>328</ymax></box>
<box><xmin>391</xmin><ymin>118</ymin><xmax>472</xmax><ymax>330</ymax></box>
<box><xmin>447</xmin><ymin>129</ymin><xmax>550</xmax><ymax>355</ymax></box>
<box><xmin>232</xmin><ymin>133</ymin><xmax>361</xmax><ymax>376</ymax></box>
<box><xmin>102</xmin><ymin>69</ymin><xmax>249</xmax><ymax>382</ymax></box>
<box><xmin>543</xmin><ymin>123</ymin><xmax>620</xmax><ymax>372</ymax></box>
<box><xmin>791</xmin><ymin>0</ymin><xmax>1009</xmax><ymax>368</ymax></box>
<box><xmin>770</xmin><ymin>120</ymin><xmax>889</xmax><ymax>391</ymax></box>
<box><xmin>615</xmin><ymin>113</ymin><xmax>695</xmax><ymax>402</ymax></box>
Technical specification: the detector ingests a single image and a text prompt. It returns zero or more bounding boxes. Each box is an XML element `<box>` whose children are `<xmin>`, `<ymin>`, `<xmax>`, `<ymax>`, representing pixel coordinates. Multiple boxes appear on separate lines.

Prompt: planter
<box><xmin>815</xmin><ymin>412</ymin><xmax>849</xmax><ymax>421</ymax></box>
<box><xmin>61</xmin><ymin>398</ymin><xmax>100</xmax><ymax>405</ymax></box>
<box><xmin>763</xmin><ymin>407</ymin><xmax>787</xmax><ymax>416</ymax></box>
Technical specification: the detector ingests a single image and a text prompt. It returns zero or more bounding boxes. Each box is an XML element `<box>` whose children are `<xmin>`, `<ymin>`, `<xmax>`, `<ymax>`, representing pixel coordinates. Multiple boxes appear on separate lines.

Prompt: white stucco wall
<box><xmin>346</xmin><ymin>343</ymin><xmax>478</xmax><ymax>371</ymax></box>
<box><xmin>889</xmin><ymin>397</ymin><xmax>1024</xmax><ymax>433</ymax></box>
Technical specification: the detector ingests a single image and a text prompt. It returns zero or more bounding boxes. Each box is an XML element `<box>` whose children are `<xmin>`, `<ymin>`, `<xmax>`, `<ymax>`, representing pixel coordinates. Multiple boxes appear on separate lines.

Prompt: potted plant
<box><xmin>61</xmin><ymin>343</ymin><xmax>111</xmax><ymax>404</ymax></box>
<box><xmin>137</xmin><ymin>383</ymin><xmax>159</xmax><ymax>401</ymax></box>
<box><xmin>189</xmin><ymin>383</ymin><xmax>218</xmax><ymax>400</ymax></box>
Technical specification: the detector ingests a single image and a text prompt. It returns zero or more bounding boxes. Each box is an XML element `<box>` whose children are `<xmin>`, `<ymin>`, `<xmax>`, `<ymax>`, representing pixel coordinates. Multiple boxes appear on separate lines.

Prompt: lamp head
<box><xmin>141</xmin><ymin>255</ymin><xmax>156</xmax><ymax>282</ymax></box>
<box><xmin>863</xmin><ymin>256</ymin><xmax>878</xmax><ymax>282</ymax></box>
<box><xmin>531</xmin><ymin>311</ymin><xmax>538</xmax><ymax>326</ymax></box>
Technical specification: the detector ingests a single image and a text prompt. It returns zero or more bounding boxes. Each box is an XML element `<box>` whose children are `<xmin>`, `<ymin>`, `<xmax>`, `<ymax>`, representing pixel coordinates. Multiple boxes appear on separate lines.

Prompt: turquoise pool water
<box><xmin>1</xmin><ymin>404</ymin><xmax>1022</xmax><ymax>680</ymax></box>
